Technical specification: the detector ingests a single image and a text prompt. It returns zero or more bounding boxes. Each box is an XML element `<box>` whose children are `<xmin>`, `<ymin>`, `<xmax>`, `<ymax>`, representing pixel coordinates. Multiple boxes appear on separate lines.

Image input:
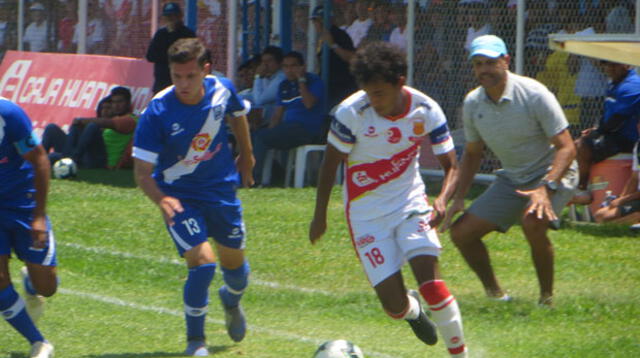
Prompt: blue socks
<box><xmin>219</xmin><ymin>261</ymin><xmax>250</xmax><ymax>308</ymax></box>
<box><xmin>0</xmin><ymin>285</ymin><xmax>44</xmax><ymax>344</ymax></box>
<box><xmin>184</xmin><ymin>263</ymin><xmax>216</xmax><ymax>341</ymax></box>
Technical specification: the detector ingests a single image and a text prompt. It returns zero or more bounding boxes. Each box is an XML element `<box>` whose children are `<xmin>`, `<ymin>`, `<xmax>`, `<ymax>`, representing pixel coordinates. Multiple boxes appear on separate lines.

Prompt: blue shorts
<box><xmin>166</xmin><ymin>201</ymin><xmax>246</xmax><ymax>256</ymax></box>
<box><xmin>0</xmin><ymin>210</ymin><xmax>57</xmax><ymax>266</ymax></box>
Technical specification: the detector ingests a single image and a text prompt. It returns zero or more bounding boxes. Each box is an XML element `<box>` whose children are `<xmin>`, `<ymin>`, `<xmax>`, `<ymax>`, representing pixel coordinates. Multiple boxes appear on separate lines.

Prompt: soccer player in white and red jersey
<box><xmin>309</xmin><ymin>42</ymin><xmax>467</xmax><ymax>357</ymax></box>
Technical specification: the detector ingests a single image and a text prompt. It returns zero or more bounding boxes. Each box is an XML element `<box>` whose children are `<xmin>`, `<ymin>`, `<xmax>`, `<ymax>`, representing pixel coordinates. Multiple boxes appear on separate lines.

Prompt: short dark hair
<box><xmin>168</xmin><ymin>38</ymin><xmax>208</xmax><ymax>67</ymax></box>
<box><xmin>350</xmin><ymin>42</ymin><xmax>407</xmax><ymax>85</ymax></box>
<box><xmin>110</xmin><ymin>86</ymin><xmax>132</xmax><ymax>104</ymax></box>
<box><xmin>283</xmin><ymin>51</ymin><xmax>305</xmax><ymax>66</ymax></box>
<box><xmin>238</xmin><ymin>55</ymin><xmax>260</xmax><ymax>71</ymax></box>
<box><xmin>96</xmin><ymin>95</ymin><xmax>111</xmax><ymax>116</ymax></box>
<box><xmin>261</xmin><ymin>45</ymin><xmax>284</xmax><ymax>63</ymax></box>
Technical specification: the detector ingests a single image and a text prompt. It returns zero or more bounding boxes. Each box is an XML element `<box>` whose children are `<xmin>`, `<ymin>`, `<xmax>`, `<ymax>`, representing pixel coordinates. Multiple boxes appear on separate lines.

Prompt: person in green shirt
<box><xmin>42</xmin><ymin>86</ymin><xmax>138</xmax><ymax>169</ymax></box>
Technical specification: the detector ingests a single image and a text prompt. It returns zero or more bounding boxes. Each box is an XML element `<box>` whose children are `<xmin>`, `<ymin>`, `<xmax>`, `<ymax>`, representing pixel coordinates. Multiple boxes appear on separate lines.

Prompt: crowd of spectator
<box><xmin>2</xmin><ymin>0</ymin><xmax>638</xmax><ymax>195</ymax></box>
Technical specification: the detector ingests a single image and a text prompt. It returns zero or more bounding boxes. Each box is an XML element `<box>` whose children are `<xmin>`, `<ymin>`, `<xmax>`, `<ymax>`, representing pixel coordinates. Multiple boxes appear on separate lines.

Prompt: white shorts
<box><xmin>349</xmin><ymin>212</ymin><xmax>442</xmax><ymax>287</ymax></box>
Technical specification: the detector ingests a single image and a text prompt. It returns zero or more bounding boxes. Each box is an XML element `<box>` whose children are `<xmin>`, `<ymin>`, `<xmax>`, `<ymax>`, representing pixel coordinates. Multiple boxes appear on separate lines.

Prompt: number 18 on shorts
<box><xmin>351</xmin><ymin>213</ymin><xmax>442</xmax><ymax>287</ymax></box>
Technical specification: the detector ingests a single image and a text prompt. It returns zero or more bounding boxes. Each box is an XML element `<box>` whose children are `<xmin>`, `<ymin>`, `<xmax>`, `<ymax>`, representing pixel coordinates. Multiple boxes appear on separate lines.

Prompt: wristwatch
<box><xmin>541</xmin><ymin>179</ymin><xmax>559</xmax><ymax>192</ymax></box>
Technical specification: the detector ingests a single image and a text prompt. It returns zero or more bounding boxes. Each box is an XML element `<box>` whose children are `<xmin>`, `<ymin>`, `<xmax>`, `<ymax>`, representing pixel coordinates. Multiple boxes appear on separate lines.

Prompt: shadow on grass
<box><xmin>566</xmin><ymin>222</ymin><xmax>640</xmax><ymax>238</ymax></box>
<box><xmin>70</xmin><ymin>168</ymin><xmax>136</xmax><ymax>188</ymax></box>
<box><xmin>83</xmin><ymin>345</ymin><xmax>231</xmax><ymax>358</ymax></box>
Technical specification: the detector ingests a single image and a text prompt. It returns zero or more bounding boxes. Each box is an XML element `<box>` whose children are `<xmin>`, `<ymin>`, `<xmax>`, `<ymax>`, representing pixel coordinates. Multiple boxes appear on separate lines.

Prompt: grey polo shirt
<box><xmin>463</xmin><ymin>71</ymin><xmax>571</xmax><ymax>186</ymax></box>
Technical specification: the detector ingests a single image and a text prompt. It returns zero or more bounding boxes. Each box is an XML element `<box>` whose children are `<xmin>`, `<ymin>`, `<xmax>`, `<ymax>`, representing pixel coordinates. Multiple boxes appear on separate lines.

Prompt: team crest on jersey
<box><xmin>191</xmin><ymin>133</ymin><xmax>212</xmax><ymax>152</ymax></box>
<box><xmin>409</xmin><ymin>118</ymin><xmax>427</xmax><ymax>143</ymax></box>
<box><xmin>411</xmin><ymin>118</ymin><xmax>426</xmax><ymax>136</ymax></box>
<box><xmin>212</xmin><ymin>105</ymin><xmax>224</xmax><ymax>121</ymax></box>
<box><xmin>386</xmin><ymin>127</ymin><xmax>402</xmax><ymax>143</ymax></box>
<box><xmin>352</xmin><ymin>170</ymin><xmax>378</xmax><ymax>187</ymax></box>
<box><xmin>363</xmin><ymin>125</ymin><xmax>378</xmax><ymax>137</ymax></box>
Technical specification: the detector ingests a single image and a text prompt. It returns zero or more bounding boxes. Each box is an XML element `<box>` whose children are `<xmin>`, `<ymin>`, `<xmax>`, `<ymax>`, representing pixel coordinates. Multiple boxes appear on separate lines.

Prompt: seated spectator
<box><xmin>458</xmin><ymin>0</ymin><xmax>491</xmax><ymax>53</ymax></box>
<box><xmin>41</xmin><ymin>86</ymin><xmax>138</xmax><ymax>169</ymax></box>
<box><xmin>252</xmin><ymin>51</ymin><xmax>326</xmax><ymax>184</ymax></box>
<box><xmin>310</xmin><ymin>5</ymin><xmax>357</xmax><ymax>110</ymax></box>
<box><xmin>23</xmin><ymin>2</ymin><xmax>52</xmax><ymax>52</ymax></box>
<box><xmin>346</xmin><ymin>0</ymin><xmax>373</xmax><ymax>48</ymax></box>
<box><xmin>359</xmin><ymin>2</ymin><xmax>392</xmax><ymax>47</ymax></box>
<box><xmin>251</xmin><ymin>46</ymin><xmax>286</xmax><ymax>129</ymax></box>
<box><xmin>594</xmin><ymin>141</ymin><xmax>640</xmax><ymax>224</ymax></box>
<box><xmin>388</xmin><ymin>5</ymin><xmax>407</xmax><ymax>52</ymax></box>
<box><xmin>536</xmin><ymin>51</ymin><xmax>582</xmax><ymax>128</ymax></box>
<box><xmin>57</xmin><ymin>0</ymin><xmax>76</xmax><ymax>52</ymax></box>
<box><xmin>574</xmin><ymin>63</ymin><xmax>640</xmax><ymax>204</ymax></box>
<box><xmin>72</xmin><ymin>0</ymin><xmax>107</xmax><ymax>54</ymax></box>
<box><xmin>0</xmin><ymin>1</ymin><xmax>17</xmax><ymax>62</ymax></box>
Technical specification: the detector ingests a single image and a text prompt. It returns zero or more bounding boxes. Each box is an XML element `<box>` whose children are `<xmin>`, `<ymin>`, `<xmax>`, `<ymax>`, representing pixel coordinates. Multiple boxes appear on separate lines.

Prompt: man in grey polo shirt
<box><xmin>442</xmin><ymin>35</ymin><xmax>577</xmax><ymax>306</ymax></box>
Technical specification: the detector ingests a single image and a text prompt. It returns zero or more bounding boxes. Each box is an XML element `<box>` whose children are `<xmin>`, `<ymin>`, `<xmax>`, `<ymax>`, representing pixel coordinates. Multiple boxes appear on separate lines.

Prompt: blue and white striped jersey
<box><xmin>0</xmin><ymin>97</ymin><xmax>40</xmax><ymax>211</ymax></box>
<box><xmin>133</xmin><ymin>76</ymin><xmax>250</xmax><ymax>204</ymax></box>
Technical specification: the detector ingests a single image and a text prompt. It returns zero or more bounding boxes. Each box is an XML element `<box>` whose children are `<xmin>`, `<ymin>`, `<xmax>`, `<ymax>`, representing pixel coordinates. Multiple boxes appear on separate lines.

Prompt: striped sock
<box><xmin>0</xmin><ymin>285</ymin><xmax>44</xmax><ymax>344</ymax></box>
<box><xmin>183</xmin><ymin>263</ymin><xmax>216</xmax><ymax>341</ymax></box>
<box><xmin>420</xmin><ymin>280</ymin><xmax>467</xmax><ymax>357</ymax></box>
<box><xmin>219</xmin><ymin>261</ymin><xmax>250</xmax><ymax>308</ymax></box>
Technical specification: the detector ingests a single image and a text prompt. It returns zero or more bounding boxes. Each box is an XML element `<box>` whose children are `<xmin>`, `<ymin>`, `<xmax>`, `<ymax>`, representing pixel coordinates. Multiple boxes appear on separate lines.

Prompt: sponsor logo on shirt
<box><xmin>347</xmin><ymin>143</ymin><xmax>419</xmax><ymax>200</ymax></box>
<box><xmin>364</xmin><ymin>125</ymin><xmax>378</xmax><ymax>137</ymax></box>
<box><xmin>183</xmin><ymin>142</ymin><xmax>222</xmax><ymax>165</ymax></box>
<box><xmin>191</xmin><ymin>133</ymin><xmax>212</xmax><ymax>152</ymax></box>
<box><xmin>0</xmin><ymin>156</ymin><xmax>8</xmax><ymax>164</ymax></box>
<box><xmin>355</xmin><ymin>234</ymin><xmax>375</xmax><ymax>248</ymax></box>
<box><xmin>386</xmin><ymin>127</ymin><xmax>402</xmax><ymax>143</ymax></box>
<box><xmin>352</xmin><ymin>171</ymin><xmax>378</xmax><ymax>187</ymax></box>
<box><xmin>171</xmin><ymin>123</ymin><xmax>184</xmax><ymax>136</ymax></box>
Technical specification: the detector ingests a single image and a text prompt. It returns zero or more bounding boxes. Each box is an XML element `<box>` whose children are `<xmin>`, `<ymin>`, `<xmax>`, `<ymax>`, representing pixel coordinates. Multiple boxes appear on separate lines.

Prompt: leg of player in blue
<box><xmin>218</xmin><ymin>261</ymin><xmax>249</xmax><ymax>342</ymax></box>
<box><xmin>183</xmin><ymin>263</ymin><xmax>216</xmax><ymax>356</ymax></box>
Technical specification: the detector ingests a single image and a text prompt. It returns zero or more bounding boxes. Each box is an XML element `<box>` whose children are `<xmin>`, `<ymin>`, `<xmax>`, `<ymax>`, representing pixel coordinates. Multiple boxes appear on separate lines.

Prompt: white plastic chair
<box><xmin>285</xmin><ymin>144</ymin><xmax>327</xmax><ymax>188</ymax></box>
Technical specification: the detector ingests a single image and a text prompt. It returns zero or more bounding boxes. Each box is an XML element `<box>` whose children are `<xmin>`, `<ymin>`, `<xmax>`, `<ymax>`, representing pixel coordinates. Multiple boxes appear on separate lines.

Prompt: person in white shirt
<box><xmin>310</xmin><ymin>42</ymin><xmax>468</xmax><ymax>358</ymax></box>
<box><xmin>346</xmin><ymin>0</ymin><xmax>372</xmax><ymax>48</ymax></box>
<box><xmin>23</xmin><ymin>3</ymin><xmax>51</xmax><ymax>53</ymax></box>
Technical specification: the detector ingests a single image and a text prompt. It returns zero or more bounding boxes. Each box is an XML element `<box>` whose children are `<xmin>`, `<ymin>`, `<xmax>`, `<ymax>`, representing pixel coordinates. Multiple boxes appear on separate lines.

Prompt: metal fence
<box><xmin>1</xmin><ymin>0</ymin><xmax>638</xmax><ymax>173</ymax></box>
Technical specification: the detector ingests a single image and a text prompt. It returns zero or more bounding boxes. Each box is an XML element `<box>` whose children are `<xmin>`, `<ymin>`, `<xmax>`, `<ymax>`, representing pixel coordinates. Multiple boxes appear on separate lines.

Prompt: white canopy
<box><xmin>548</xmin><ymin>34</ymin><xmax>640</xmax><ymax>66</ymax></box>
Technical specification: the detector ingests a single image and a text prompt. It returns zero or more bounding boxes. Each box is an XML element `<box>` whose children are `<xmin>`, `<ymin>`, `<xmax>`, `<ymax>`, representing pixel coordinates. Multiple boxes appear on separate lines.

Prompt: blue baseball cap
<box><xmin>469</xmin><ymin>35</ymin><xmax>508</xmax><ymax>60</ymax></box>
<box><xmin>310</xmin><ymin>5</ymin><xmax>326</xmax><ymax>19</ymax></box>
<box><xmin>162</xmin><ymin>2</ymin><xmax>181</xmax><ymax>16</ymax></box>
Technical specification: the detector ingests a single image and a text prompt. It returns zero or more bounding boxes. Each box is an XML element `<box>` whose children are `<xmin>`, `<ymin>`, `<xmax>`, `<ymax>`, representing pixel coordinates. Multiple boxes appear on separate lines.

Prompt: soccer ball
<box><xmin>52</xmin><ymin>158</ymin><xmax>77</xmax><ymax>179</ymax></box>
<box><xmin>313</xmin><ymin>340</ymin><xmax>364</xmax><ymax>358</ymax></box>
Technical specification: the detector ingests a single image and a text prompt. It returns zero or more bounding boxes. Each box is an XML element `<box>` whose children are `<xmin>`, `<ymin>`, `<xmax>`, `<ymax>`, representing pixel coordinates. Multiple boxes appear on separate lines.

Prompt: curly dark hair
<box><xmin>350</xmin><ymin>42</ymin><xmax>407</xmax><ymax>86</ymax></box>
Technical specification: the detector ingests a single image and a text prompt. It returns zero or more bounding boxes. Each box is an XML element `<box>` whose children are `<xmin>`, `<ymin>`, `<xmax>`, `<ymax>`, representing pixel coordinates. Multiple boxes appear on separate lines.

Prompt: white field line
<box><xmin>59</xmin><ymin>242</ymin><xmax>336</xmax><ymax>295</ymax></box>
<box><xmin>60</xmin><ymin>288</ymin><xmax>397</xmax><ymax>358</ymax></box>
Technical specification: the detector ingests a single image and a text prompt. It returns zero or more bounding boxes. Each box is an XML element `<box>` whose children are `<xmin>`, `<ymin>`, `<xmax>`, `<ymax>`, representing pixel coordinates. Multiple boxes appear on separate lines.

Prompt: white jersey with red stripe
<box><xmin>328</xmin><ymin>86</ymin><xmax>454</xmax><ymax>221</ymax></box>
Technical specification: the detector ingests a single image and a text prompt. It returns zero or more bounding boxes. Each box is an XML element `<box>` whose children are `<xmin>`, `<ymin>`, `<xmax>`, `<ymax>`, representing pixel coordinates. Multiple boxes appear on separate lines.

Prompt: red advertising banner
<box><xmin>0</xmin><ymin>51</ymin><xmax>153</xmax><ymax>131</ymax></box>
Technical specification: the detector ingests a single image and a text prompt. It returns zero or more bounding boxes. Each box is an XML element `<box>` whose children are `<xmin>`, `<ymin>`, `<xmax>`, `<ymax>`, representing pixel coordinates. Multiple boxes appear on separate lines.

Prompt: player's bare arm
<box><xmin>431</xmin><ymin>149</ymin><xmax>459</xmax><ymax>228</ymax></box>
<box><xmin>310</xmin><ymin>144</ymin><xmax>346</xmax><ymax>244</ymax></box>
<box><xmin>227</xmin><ymin>114</ymin><xmax>255</xmax><ymax>188</ymax></box>
<box><xmin>441</xmin><ymin>140</ymin><xmax>484</xmax><ymax>232</ymax></box>
<box><xmin>133</xmin><ymin>158</ymin><xmax>184</xmax><ymax>225</ymax></box>
<box><xmin>516</xmin><ymin>129</ymin><xmax>576</xmax><ymax>221</ymax></box>
<box><xmin>22</xmin><ymin>144</ymin><xmax>50</xmax><ymax>248</ymax></box>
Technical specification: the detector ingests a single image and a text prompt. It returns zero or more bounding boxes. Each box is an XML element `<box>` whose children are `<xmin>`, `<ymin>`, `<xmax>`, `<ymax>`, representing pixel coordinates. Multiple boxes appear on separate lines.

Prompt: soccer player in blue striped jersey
<box><xmin>133</xmin><ymin>38</ymin><xmax>254</xmax><ymax>356</ymax></box>
<box><xmin>0</xmin><ymin>97</ymin><xmax>57</xmax><ymax>358</ymax></box>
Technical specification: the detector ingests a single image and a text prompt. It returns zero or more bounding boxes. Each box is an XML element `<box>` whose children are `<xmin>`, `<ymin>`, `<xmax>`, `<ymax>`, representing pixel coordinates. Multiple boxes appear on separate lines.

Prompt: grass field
<box><xmin>1</xmin><ymin>169</ymin><xmax>639</xmax><ymax>358</ymax></box>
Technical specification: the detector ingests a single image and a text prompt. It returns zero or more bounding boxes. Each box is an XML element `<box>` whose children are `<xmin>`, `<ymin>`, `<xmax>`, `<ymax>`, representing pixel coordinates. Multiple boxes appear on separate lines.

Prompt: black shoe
<box><xmin>406</xmin><ymin>290</ymin><xmax>438</xmax><ymax>346</ymax></box>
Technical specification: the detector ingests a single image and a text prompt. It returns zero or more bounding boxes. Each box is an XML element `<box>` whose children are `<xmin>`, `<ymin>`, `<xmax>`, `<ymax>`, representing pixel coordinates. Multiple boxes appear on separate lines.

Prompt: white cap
<box><xmin>30</xmin><ymin>2</ymin><xmax>45</xmax><ymax>11</ymax></box>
